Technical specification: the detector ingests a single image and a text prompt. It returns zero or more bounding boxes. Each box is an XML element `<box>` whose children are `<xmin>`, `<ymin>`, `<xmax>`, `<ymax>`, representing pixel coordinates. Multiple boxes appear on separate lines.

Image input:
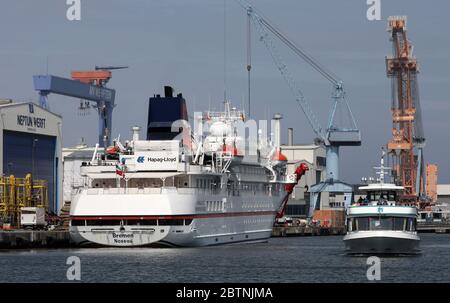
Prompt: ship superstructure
<box><xmin>70</xmin><ymin>88</ymin><xmax>307</xmax><ymax>247</ymax></box>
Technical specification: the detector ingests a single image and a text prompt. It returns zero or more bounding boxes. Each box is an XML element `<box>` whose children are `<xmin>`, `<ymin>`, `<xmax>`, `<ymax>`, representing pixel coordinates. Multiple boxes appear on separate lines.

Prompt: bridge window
<box><xmin>406</xmin><ymin>218</ymin><xmax>416</xmax><ymax>231</ymax></box>
<box><xmin>355</xmin><ymin>218</ymin><xmax>369</xmax><ymax>231</ymax></box>
<box><xmin>370</xmin><ymin>217</ymin><xmax>392</xmax><ymax>230</ymax></box>
<box><xmin>393</xmin><ymin>217</ymin><xmax>406</xmax><ymax>231</ymax></box>
<box><xmin>351</xmin><ymin>216</ymin><xmax>415</xmax><ymax>231</ymax></box>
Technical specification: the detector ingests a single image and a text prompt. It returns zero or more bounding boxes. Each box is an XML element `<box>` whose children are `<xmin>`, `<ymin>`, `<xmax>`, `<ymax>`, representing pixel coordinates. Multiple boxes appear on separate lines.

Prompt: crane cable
<box><xmin>246</xmin><ymin>9</ymin><xmax>252</xmax><ymax>117</ymax></box>
<box><xmin>235</xmin><ymin>0</ymin><xmax>342</xmax><ymax>88</ymax></box>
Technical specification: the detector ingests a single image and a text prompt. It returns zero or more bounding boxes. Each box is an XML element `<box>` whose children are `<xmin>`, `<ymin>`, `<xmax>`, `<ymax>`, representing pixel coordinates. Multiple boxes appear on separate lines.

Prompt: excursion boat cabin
<box><xmin>347</xmin><ymin>183</ymin><xmax>418</xmax><ymax>233</ymax></box>
<box><xmin>344</xmin><ymin>181</ymin><xmax>420</xmax><ymax>254</ymax></box>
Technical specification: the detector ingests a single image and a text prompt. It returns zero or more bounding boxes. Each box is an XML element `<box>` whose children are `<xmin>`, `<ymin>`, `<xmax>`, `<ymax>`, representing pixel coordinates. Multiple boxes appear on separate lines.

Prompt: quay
<box><xmin>417</xmin><ymin>223</ymin><xmax>450</xmax><ymax>234</ymax></box>
<box><xmin>2</xmin><ymin>223</ymin><xmax>447</xmax><ymax>249</ymax></box>
<box><xmin>0</xmin><ymin>225</ymin><xmax>347</xmax><ymax>248</ymax></box>
<box><xmin>0</xmin><ymin>230</ymin><xmax>73</xmax><ymax>249</ymax></box>
<box><xmin>272</xmin><ymin>225</ymin><xmax>346</xmax><ymax>237</ymax></box>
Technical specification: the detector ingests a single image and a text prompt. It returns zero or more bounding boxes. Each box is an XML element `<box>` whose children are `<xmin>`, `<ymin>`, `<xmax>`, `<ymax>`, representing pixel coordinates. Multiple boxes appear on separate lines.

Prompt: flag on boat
<box><xmin>115</xmin><ymin>163</ymin><xmax>125</xmax><ymax>177</ymax></box>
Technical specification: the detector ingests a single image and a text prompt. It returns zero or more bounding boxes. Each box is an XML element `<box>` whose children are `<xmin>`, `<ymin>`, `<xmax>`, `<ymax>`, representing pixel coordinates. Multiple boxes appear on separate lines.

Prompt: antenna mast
<box><xmin>246</xmin><ymin>7</ymin><xmax>252</xmax><ymax>117</ymax></box>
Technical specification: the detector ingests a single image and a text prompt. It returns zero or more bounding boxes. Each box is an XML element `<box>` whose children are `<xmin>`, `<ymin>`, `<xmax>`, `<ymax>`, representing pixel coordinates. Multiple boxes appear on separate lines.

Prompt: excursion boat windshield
<box><xmin>348</xmin><ymin>215</ymin><xmax>416</xmax><ymax>232</ymax></box>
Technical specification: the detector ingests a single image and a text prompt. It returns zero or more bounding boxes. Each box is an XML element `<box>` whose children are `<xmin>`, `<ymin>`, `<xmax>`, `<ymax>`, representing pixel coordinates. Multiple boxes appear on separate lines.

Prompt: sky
<box><xmin>0</xmin><ymin>0</ymin><xmax>449</xmax><ymax>184</ymax></box>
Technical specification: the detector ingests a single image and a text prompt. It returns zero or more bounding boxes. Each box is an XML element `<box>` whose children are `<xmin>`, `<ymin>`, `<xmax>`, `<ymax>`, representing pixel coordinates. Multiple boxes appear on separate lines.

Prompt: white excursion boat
<box><xmin>69</xmin><ymin>87</ymin><xmax>308</xmax><ymax>247</ymax></box>
<box><xmin>343</xmin><ymin>151</ymin><xmax>420</xmax><ymax>254</ymax></box>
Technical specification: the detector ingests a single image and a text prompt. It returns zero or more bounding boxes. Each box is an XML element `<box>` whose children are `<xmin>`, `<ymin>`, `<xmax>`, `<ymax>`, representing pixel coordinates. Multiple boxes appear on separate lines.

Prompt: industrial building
<box><xmin>62</xmin><ymin>144</ymin><xmax>102</xmax><ymax>205</ymax></box>
<box><xmin>437</xmin><ymin>185</ymin><xmax>450</xmax><ymax>204</ymax></box>
<box><xmin>0</xmin><ymin>99</ymin><xmax>63</xmax><ymax>214</ymax></box>
<box><xmin>280</xmin><ymin>128</ymin><xmax>326</xmax><ymax>218</ymax></box>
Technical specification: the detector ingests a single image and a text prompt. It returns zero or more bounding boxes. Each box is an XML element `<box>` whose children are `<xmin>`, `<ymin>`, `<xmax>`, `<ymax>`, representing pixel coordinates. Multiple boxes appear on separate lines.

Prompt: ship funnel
<box><xmin>273</xmin><ymin>113</ymin><xmax>282</xmax><ymax>148</ymax></box>
<box><xmin>132</xmin><ymin>126</ymin><xmax>140</xmax><ymax>141</ymax></box>
<box><xmin>164</xmin><ymin>86</ymin><xmax>173</xmax><ymax>98</ymax></box>
<box><xmin>288</xmin><ymin>128</ymin><xmax>293</xmax><ymax>146</ymax></box>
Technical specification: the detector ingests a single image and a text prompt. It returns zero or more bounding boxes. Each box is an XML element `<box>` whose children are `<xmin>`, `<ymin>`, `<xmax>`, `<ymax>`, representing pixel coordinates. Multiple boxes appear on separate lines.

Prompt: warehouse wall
<box><xmin>0</xmin><ymin>102</ymin><xmax>63</xmax><ymax>214</ymax></box>
<box><xmin>3</xmin><ymin>130</ymin><xmax>56</xmax><ymax>209</ymax></box>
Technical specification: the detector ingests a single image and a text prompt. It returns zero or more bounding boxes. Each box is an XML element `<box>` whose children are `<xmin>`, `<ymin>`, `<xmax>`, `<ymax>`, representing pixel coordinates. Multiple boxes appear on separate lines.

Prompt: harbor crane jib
<box><xmin>33</xmin><ymin>66</ymin><xmax>126</xmax><ymax>147</ymax></box>
<box><xmin>237</xmin><ymin>0</ymin><xmax>361</xmax><ymax>216</ymax></box>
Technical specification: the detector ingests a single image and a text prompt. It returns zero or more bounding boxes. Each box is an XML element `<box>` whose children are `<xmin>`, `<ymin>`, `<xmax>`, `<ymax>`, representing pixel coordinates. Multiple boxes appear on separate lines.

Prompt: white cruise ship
<box><xmin>70</xmin><ymin>87</ymin><xmax>308</xmax><ymax>247</ymax></box>
<box><xmin>343</xmin><ymin>150</ymin><xmax>420</xmax><ymax>254</ymax></box>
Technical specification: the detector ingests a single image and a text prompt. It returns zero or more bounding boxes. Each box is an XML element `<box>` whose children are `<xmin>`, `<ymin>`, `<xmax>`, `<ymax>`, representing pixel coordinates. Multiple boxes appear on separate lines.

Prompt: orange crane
<box><xmin>71</xmin><ymin>66</ymin><xmax>128</xmax><ymax>86</ymax></box>
<box><xmin>385</xmin><ymin>16</ymin><xmax>429</xmax><ymax>205</ymax></box>
<box><xmin>71</xmin><ymin>66</ymin><xmax>128</xmax><ymax>146</ymax></box>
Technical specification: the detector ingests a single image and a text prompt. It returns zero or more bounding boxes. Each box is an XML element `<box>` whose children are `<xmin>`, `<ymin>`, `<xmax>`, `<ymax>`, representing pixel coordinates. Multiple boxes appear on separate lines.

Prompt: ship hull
<box><xmin>70</xmin><ymin>221</ymin><xmax>273</xmax><ymax>247</ymax></box>
<box><xmin>343</xmin><ymin>231</ymin><xmax>420</xmax><ymax>255</ymax></box>
<box><xmin>69</xmin><ymin>187</ymin><xmax>281</xmax><ymax>247</ymax></box>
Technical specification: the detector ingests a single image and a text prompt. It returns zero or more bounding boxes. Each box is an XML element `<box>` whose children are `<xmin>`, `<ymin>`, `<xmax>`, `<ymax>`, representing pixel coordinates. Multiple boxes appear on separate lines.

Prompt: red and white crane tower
<box><xmin>385</xmin><ymin>16</ymin><xmax>434</xmax><ymax>206</ymax></box>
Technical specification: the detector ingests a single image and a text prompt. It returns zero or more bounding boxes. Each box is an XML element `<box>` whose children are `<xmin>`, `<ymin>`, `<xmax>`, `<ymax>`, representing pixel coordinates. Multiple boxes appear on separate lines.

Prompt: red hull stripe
<box><xmin>71</xmin><ymin>211</ymin><xmax>277</xmax><ymax>221</ymax></box>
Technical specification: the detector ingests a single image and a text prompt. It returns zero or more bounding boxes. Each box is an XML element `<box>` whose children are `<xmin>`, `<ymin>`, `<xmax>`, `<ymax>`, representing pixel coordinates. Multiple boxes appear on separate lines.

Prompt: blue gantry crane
<box><xmin>237</xmin><ymin>1</ymin><xmax>361</xmax><ymax>216</ymax></box>
<box><xmin>33</xmin><ymin>66</ymin><xmax>127</xmax><ymax>147</ymax></box>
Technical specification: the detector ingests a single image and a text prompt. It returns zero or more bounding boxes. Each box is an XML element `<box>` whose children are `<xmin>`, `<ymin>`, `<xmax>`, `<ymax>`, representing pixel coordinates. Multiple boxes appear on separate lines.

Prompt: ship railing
<box><xmin>83</xmin><ymin>187</ymin><xmax>221</xmax><ymax>196</ymax></box>
<box><xmin>206</xmin><ymin>111</ymin><xmax>244</xmax><ymax>119</ymax></box>
<box><xmin>83</xmin><ymin>160</ymin><xmax>118</xmax><ymax>167</ymax></box>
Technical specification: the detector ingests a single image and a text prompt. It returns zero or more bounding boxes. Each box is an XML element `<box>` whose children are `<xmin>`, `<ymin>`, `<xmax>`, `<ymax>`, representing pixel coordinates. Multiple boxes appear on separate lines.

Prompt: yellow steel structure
<box><xmin>0</xmin><ymin>174</ymin><xmax>48</xmax><ymax>227</ymax></box>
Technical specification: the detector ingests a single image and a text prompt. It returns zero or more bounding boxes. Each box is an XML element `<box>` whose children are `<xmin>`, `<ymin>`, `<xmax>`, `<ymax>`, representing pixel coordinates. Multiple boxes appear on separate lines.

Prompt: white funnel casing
<box><xmin>132</xmin><ymin>126</ymin><xmax>140</xmax><ymax>142</ymax></box>
<box><xmin>273</xmin><ymin>113</ymin><xmax>282</xmax><ymax>149</ymax></box>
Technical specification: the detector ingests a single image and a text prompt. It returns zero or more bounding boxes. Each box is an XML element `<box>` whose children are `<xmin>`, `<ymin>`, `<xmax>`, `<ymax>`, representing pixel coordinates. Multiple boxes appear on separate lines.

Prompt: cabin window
<box><xmin>406</xmin><ymin>218</ymin><xmax>416</xmax><ymax>231</ymax></box>
<box><xmin>370</xmin><ymin>217</ymin><xmax>392</xmax><ymax>230</ymax></box>
<box><xmin>355</xmin><ymin>218</ymin><xmax>369</xmax><ymax>231</ymax></box>
<box><xmin>367</xmin><ymin>191</ymin><xmax>397</xmax><ymax>202</ymax></box>
<box><xmin>352</xmin><ymin>216</ymin><xmax>415</xmax><ymax>231</ymax></box>
<box><xmin>392</xmin><ymin>218</ymin><xmax>406</xmax><ymax>231</ymax></box>
<box><xmin>433</xmin><ymin>212</ymin><xmax>442</xmax><ymax>220</ymax></box>
<box><xmin>351</xmin><ymin>218</ymin><xmax>357</xmax><ymax>231</ymax></box>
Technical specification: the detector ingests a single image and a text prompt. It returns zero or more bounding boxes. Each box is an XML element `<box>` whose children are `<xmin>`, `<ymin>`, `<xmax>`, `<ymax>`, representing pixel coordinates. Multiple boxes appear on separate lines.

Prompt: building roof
<box><xmin>0</xmin><ymin>100</ymin><xmax>62</xmax><ymax>119</ymax></box>
<box><xmin>358</xmin><ymin>183</ymin><xmax>404</xmax><ymax>192</ymax></box>
<box><xmin>437</xmin><ymin>184</ymin><xmax>450</xmax><ymax>196</ymax></box>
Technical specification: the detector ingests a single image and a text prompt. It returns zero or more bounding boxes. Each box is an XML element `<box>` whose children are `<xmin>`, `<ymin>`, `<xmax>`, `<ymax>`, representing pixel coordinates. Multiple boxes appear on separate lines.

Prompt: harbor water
<box><xmin>1</xmin><ymin>233</ymin><xmax>449</xmax><ymax>283</ymax></box>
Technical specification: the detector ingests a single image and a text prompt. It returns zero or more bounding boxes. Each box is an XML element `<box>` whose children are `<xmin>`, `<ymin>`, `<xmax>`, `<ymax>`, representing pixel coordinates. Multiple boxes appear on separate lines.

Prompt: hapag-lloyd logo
<box><xmin>147</xmin><ymin>157</ymin><xmax>177</xmax><ymax>163</ymax></box>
